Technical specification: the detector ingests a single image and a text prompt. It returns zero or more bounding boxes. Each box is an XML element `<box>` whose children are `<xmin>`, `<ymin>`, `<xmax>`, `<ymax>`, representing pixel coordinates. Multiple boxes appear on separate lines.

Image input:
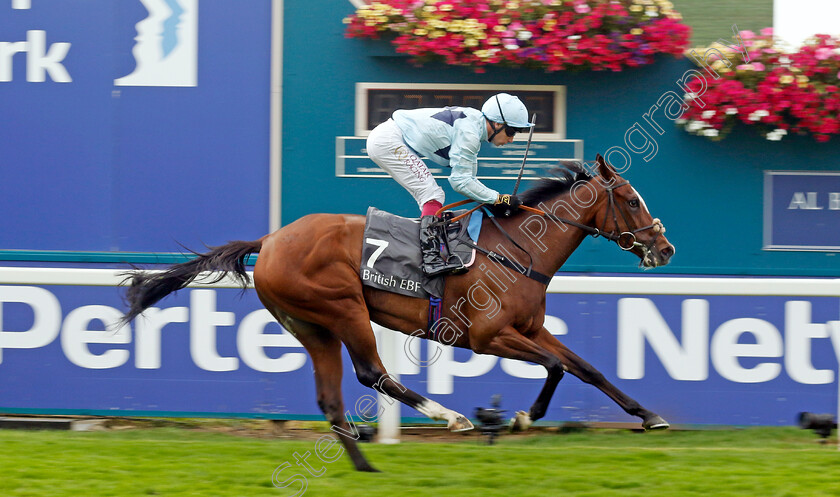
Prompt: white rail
<box><xmin>2</xmin><ymin>267</ymin><xmax>840</xmax><ymax>297</ymax></box>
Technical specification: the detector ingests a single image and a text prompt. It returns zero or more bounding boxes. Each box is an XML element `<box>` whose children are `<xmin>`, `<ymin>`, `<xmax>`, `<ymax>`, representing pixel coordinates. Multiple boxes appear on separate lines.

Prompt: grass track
<box><xmin>1</xmin><ymin>427</ymin><xmax>839</xmax><ymax>496</ymax></box>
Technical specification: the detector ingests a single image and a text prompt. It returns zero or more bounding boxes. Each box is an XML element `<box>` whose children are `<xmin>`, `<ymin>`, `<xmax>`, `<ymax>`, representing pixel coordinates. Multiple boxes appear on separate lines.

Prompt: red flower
<box><xmin>344</xmin><ymin>0</ymin><xmax>691</xmax><ymax>72</ymax></box>
<box><xmin>679</xmin><ymin>31</ymin><xmax>840</xmax><ymax>142</ymax></box>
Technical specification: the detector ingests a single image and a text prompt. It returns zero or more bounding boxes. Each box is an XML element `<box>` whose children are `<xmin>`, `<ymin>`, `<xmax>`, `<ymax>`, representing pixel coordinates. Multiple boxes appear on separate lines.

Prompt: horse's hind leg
<box><xmin>532</xmin><ymin>328</ymin><xmax>669</xmax><ymax>430</ymax></box>
<box><xmin>271</xmin><ymin>312</ymin><xmax>379</xmax><ymax>472</ymax></box>
<box><xmin>331</xmin><ymin>313</ymin><xmax>473</xmax><ymax>432</ymax></box>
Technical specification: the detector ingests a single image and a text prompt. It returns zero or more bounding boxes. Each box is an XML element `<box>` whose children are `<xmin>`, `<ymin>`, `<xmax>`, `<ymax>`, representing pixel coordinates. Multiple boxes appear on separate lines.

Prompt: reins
<box><xmin>434</xmin><ymin>179</ymin><xmax>667</xmax><ymax>279</ymax></box>
<box><xmin>521</xmin><ymin>180</ymin><xmax>666</xmax><ymax>263</ymax></box>
<box><xmin>523</xmin><ymin>181</ymin><xmax>666</xmax><ymax>269</ymax></box>
<box><xmin>436</xmin><ymin>199</ymin><xmax>482</xmax><ymax>223</ymax></box>
<box><xmin>435</xmin><ymin>201</ymin><xmax>551</xmax><ymax>285</ymax></box>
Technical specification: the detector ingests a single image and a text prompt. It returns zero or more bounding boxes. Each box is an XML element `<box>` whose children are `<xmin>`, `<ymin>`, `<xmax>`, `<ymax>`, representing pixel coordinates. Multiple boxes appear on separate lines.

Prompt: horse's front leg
<box><xmin>469</xmin><ymin>326</ymin><xmax>567</xmax><ymax>431</ymax></box>
<box><xmin>508</xmin><ymin>363</ymin><xmax>566</xmax><ymax>431</ymax></box>
<box><xmin>532</xmin><ymin>328</ymin><xmax>669</xmax><ymax>430</ymax></box>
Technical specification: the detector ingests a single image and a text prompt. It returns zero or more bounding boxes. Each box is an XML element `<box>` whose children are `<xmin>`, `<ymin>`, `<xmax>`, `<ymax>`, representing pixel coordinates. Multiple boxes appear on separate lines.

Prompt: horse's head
<box><xmin>589</xmin><ymin>154</ymin><xmax>675</xmax><ymax>268</ymax></box>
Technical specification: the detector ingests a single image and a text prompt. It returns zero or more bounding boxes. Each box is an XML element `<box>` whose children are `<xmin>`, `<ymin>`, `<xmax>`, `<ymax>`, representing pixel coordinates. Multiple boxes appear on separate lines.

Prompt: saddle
<box><xmin>360</xmin><ymin>207</ymin><xmax>483</xmax><ymax>299</ymax></box>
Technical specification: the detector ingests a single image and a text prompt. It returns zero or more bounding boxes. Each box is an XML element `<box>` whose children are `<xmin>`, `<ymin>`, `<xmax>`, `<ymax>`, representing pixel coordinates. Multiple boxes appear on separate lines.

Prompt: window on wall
<box><xmin>355</xmin><ymin>83</ymin><xmax>566</xmax><ymax>139</ymax></box>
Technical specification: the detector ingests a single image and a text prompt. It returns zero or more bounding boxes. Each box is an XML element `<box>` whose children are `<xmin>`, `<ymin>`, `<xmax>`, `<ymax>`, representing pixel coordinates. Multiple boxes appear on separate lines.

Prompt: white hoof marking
<box><xmin>418</xmin><ymin>400</ymin><xmax>473</xmax><ymax>431</ymax></box>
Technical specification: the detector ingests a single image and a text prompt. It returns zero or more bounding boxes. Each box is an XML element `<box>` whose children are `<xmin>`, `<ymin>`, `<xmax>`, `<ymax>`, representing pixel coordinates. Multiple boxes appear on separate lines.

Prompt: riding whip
<box><xmin>505</xmin><ymin>113</ymin><xmax>536</xmax><ymax>217</ymax></box>
<box><xmin>512</xmin><ymin>113</ymin><xmax>536</xmax><ymax>196</ymax></box>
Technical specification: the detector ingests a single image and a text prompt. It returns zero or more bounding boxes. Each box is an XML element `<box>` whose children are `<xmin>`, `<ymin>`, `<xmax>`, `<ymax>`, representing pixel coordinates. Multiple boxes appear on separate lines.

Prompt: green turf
<box><xmin>1</xmin><ymin>427</ymin><xmax>839</xmax><ymax>496</ymax></box>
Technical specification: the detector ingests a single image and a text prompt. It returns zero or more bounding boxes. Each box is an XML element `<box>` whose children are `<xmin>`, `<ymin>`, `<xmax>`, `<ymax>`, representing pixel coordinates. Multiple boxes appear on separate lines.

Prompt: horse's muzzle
<box><xmin>637</xmin><ymin>236</ymin><xmax>675</xmax><ymax>268</ymax></box>
<box><xmin>659</xmin><ymin>243</ymin><xmax>675</xmax><ymax>264</ymax></box>
<box><xmin>647</xmin><ymin>239</ymin><xmax>675</xmax><ymax>268</ymax></box>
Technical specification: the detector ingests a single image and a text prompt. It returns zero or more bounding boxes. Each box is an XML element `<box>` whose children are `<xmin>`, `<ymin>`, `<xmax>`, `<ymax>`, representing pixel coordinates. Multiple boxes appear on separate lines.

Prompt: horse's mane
<box><xmin>519</xmin><ymin>161</ymin><xmax>594</xmax><ymax>207</ymax></box>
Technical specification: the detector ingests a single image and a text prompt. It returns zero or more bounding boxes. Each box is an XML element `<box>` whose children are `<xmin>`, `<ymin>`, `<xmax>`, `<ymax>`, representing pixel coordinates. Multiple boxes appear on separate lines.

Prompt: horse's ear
<box><xmin>595</xmin><ymin>153</ymin><xmax>618</xmax><ymax>186</ymax></box>
<box><xmin>597</xmin><ymin>154</ymin><xmax>613</xmax><ymax>177</ymax></box>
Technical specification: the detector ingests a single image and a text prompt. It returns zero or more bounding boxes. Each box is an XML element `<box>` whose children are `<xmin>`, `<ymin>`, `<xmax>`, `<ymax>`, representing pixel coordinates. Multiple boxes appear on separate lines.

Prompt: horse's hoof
<box><xmin>509</xmin><ymin>410</ymin><xmax>533</xmax><ymax>432</ymax></box>
<box><xmin>355</xmin><ymin>463</ymin><xmax>381</xmax><ymax>473</ymax></box>
<box><xmin>643</xmin><ymin>415</ymin><xmax>670</xmax><ymax>430</ymax></box>
<box><xmin>449</xmin><ymin>415</ymin><xmax>475</xmax><ymax>432</ymax></box>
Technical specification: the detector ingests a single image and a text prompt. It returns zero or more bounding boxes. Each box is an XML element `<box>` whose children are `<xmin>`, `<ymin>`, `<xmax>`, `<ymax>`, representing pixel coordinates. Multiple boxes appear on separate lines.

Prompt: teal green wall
<box><xmin>282</xmin><ymin>0</ymin><xmax>840</xmax><ymax>277</ymax></box>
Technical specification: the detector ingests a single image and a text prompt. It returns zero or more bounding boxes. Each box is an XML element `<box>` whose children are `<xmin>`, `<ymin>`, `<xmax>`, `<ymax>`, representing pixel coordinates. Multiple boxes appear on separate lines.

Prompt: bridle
<box><xmin>519</xmin><ymin>179</ymin><xmax>666</xmax><ymax>265</ymax></box>
<box><xmin>436</xmin><ymin>178</ymin><xmax>667</xmax><ymax>283</ymax></box>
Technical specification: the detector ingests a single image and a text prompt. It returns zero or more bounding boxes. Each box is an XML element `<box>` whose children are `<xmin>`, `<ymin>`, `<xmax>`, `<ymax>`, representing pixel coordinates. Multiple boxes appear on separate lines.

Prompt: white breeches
<box><xmin>366</xmin><ymin>119</ymin><xmax>445</xmax><ymax>209</ymax></box>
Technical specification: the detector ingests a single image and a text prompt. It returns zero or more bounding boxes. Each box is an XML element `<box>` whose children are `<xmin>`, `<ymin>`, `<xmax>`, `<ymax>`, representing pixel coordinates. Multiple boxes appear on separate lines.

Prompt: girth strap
<box><xmin>458</xmin><ymin>208</ymin><xmax>553</xmax><ymax>286</ymax></box>
<box><xmin>427</xmin><ymin>296</ymin><xmax>443</xmax><ymax>336</ymax></box>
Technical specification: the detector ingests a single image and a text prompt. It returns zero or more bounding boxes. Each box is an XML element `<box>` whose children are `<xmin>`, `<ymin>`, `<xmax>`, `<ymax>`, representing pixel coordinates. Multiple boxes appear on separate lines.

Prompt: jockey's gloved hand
<box><xmin>495</xmin><ymin>194</ymin><xmax>522</xmax><ymax>209</ymax></box>
<box><xmin>488</xmin><ymin>194</ymin><xmax>523</xmax><ymax>217</ymax></box>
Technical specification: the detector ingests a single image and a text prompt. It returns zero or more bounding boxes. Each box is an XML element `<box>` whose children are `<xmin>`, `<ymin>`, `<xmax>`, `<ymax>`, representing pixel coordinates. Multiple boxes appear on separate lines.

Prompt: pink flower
<box><xmin>815</xmin><ymin>47</ymin><xmax>832</xmax><ymax>60</ymax></box>
<box><xmin>739</xmin><ymin>30</ymin><xmax>755</xmax><ymax>40</ymax></box>
<box><xmin>752</xmin><ymin>62</ymin><xmax>766</xmax><ymax>71</ymax></box>
<box><xmin>502</xmin><ymin>37</ymin><xmax>518</xmax><ymax>49</ymax></box>
<box><xmin>345</xmin><ymin>0</ymin><xmax>693</xmax><ymax>73</ymax></box>
<box><xmin>760</xmin><ymin>27</ymin><xmax>774</xmax><ymax>37</ymax></box>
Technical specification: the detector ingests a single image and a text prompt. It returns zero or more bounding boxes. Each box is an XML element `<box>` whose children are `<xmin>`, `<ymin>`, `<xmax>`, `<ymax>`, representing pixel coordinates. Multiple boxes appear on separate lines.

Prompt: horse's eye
<box><xmin>629</xmin><ymin>199</ymin><xmax>640</xmax><ymax>208</ymax></box>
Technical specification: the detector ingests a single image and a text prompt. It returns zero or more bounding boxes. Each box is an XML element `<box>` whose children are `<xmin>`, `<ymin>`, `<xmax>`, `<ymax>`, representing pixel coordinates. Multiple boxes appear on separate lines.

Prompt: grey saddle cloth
<box><xmin>360</xmin><ymin>207</ymin><xmax>479</xmax><ymax>299</ymax></box>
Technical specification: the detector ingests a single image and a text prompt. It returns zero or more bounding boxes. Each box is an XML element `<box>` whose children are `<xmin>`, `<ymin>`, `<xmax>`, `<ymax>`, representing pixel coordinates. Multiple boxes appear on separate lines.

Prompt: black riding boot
<box><xmin>420</xmin><ymin>215</ymin><xmax>464</xmax><ymax>277</ymax></box>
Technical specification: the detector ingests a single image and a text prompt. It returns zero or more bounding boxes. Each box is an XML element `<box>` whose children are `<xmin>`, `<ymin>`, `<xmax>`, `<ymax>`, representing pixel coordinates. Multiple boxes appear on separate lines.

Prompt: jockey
<box><xmin>366</xmin><ymin>93</ymin><xmax>535</xmax><ymax>277</ymax></box>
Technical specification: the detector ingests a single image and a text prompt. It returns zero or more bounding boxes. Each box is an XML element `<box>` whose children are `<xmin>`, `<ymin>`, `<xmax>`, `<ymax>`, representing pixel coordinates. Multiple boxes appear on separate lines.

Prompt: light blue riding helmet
<box><xmin>481</xmin><ymin>93</ymin><xmax>535</xmax><ymax>130</ymax></box>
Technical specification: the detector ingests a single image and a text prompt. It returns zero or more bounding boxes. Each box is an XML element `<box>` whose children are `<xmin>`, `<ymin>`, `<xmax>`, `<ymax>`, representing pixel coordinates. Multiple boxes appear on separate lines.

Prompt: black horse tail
<box><xmin>120</xmin><ymin>239</ymin><xmax>263</xmax><ymax>325</ymax></box>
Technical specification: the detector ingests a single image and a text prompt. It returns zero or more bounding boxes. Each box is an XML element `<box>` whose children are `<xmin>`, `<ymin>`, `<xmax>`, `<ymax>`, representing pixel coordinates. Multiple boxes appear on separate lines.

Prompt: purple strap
<box><xmin>427</xmin><ymin>297</ymin><xmax>442</xmax><ymax>339</ymax></box>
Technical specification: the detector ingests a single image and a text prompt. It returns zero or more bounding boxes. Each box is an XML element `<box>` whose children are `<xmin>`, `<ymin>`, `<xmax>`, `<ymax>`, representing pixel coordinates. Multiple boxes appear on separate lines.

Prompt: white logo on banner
<box><xmin>115</xmin><ymin>0</ymin><xmax>198</xmax><ymax>87</ymax></box>
<box><xmin>4</xmin><ymin>0</ymin><xmax>198</xmax><ymax>85</ymax></box>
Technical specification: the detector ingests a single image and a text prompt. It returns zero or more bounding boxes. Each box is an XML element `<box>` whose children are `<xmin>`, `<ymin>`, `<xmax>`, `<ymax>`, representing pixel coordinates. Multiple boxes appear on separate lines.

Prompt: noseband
<box><xmin>600</xmin><ymin>180</ymin><xmax>665</xmax><ymax>255</ymax></box>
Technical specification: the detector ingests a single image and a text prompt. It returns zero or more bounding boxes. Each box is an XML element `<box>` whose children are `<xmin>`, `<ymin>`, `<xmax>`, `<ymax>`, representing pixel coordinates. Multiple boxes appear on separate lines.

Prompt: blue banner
<box><xmin>0</xmin><ymin>1</ymin><xmax>271</xmax><ymax>253</ymax></box>
<box><xmin>1</xmin><ymin>282</ymin><xmax>838</xmax><ymax>426</ymax></box>
<box><xmin>764</xmin><ymin>171</ymin><xmax>840</xmax><ymax>251</ymax></box>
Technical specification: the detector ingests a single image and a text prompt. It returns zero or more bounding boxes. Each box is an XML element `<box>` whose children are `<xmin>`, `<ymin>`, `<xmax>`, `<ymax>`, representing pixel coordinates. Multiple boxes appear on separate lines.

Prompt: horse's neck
<box><xmin>546</xmin><ymin>226</ymin><xmax>589</xmax><ymax>273</ymax></box>
<box><xmin>522</xmin><ymin>191</ymin><xmax>604</xmax><ymax>275</ymax></box>
<box><xmin>539</xmin><ymin>220</ymin><xmax>591</xmax><ymax>275</ymax></box>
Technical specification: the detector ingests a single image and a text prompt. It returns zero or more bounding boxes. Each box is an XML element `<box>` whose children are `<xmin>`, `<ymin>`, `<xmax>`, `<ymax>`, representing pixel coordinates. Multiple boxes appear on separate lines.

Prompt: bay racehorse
<box><xmin>120</xmin><ymin>155</ymin><xmax>675</xmax><ymax>472</ymax></box>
